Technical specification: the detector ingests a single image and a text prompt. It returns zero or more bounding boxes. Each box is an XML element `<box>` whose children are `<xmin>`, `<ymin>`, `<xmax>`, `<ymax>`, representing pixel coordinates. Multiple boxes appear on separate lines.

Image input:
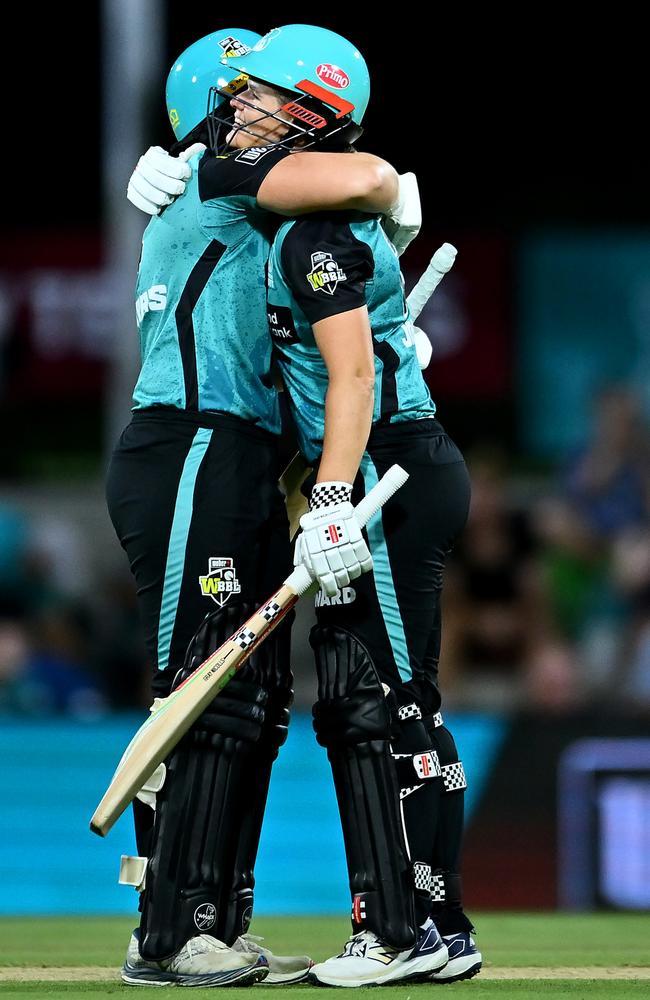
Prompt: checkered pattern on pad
<box><xmin>398</xmin><ymin>702</ymin><xmax>422</xmax><ymax>721</ymax></box>
<box><xmin>261</xmin><ymin>601</ymin><xmax>281</xmax><ymax>621</ymax></box>
<box><xmin>442</xmin><ymin>761</ymin><xmax>467</xmax><ymax>792</ymax></box>
<box><xmin>413</xmin><ymin>862</ymin><xmax>432</xmax><ymax>892</ymax></box>
<box><xmin>430</xmin><ymin>872</ymin><xmax>446</xmax><ymax>903</ymax></box>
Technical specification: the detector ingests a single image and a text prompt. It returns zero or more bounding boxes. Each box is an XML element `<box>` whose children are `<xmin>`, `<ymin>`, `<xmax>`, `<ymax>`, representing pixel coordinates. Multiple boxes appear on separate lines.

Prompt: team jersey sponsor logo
<box><xmin>199</xmin><ymin>557</ymin><xmax>242</xmax><ymax>607</ymax></box>
<box><xmin>307</xmin><ymin>251</ymin><xmax>347</xmax><ymax>295</ymax></box>
<box><xmin>315</xmin><ymin>586</ymin><xmax>356</xmax><ymax>607</ymax></box>
<box><xmin>194</xmin><ymin>902</ymin><xmax>217</xmax><ymax>930</ymax></box>
<box><xmin>236</xmin><ymin>145</ymin><xmax>273</xmax><ymax>164</ymax></box>
<box><xmin>217</xmin><ymin>35</ymin><xmax>251</xmax><ymax>57</ymax></box>
<box><xmin>316</xmin><ymin>63</ymin><xmax>350</xmax><ymax>89</ymax></box>
<box><xmin>267</xmin><ymin>305</ymin><xmax>299</xmax><ymax>343</ymax></box>
<box><xmin>135</xmin><ymin>284</ymin><xmax>167</xmax><ymax>326</ymax></box>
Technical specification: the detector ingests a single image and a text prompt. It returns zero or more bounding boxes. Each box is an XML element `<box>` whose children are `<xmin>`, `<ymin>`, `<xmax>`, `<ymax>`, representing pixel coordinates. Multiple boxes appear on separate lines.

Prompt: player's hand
<box><xmin>293</xmin><ymin>483</ymin><xmax>373</xmax><ymax>597</ymax></box>
<box><xmin>407</xmin><ymin>321</ymin><xmax>433</xmax><ymax>369</ymax></box>
<box><xmin>126</xmin><ymin>144</ymin><xmax>206</xmax><ymax>215</ymax></box>
<box><xmin>382</xmin><ymin>172</ymin><xmax>422</xmax><ymax>256</ymax></box>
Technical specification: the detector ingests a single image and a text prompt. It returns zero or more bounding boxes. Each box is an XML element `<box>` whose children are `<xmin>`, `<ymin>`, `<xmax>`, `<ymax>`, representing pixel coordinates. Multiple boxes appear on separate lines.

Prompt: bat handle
<box><xmin>284</xmin><ymin>564</ymin><xmax>315</xmax><ymax>596</ymax></box>
<box><xmin>284</xmin><ymin>464</ymin><xmax>409</xmax><ymax>596</ymax></box>
<box><xmin>354</xmin><ymin>463</ymin><xmax>409</xmax><ymax>525</ymax></box>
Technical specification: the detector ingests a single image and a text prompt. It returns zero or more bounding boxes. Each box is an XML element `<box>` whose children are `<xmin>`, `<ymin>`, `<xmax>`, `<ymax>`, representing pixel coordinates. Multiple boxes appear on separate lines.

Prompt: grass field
<box><xmin>0</xmin><ymin>913</ymin><xmax>648</xmax><ymax>998</ymax></box>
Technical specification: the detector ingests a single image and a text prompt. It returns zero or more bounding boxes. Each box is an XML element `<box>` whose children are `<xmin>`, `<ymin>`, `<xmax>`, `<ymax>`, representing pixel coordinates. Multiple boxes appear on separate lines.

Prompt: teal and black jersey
<box><xmin>267</xmin><ymin>213</ymin><xmax>437</xmax><ymax>462</ymax></box>
<box><xmin>133</xmin><ymin>145</ymin><xmax>290</xmax><ymax>433</ymax></box>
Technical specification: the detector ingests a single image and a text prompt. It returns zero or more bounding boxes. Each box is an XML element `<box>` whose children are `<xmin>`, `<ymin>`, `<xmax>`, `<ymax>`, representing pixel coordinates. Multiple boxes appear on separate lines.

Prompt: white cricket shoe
<box><xmin>233</xmin><ymin>933</ymin><xmax>313</xmax><ymax>984</ymax></box>
<box><xmin>430</xmin><ymin>931</ymin><xmax>482</xmax><ymax>983</ymax></box>
<box><xmin>121</xmin><ymin>929</ymin><xmax>269</xmax><ymax>987</ymax></box>
<box><xmin>309</xmin><ymin>920</ymin><xmax>448</xmax><ymax>987</ymax></box>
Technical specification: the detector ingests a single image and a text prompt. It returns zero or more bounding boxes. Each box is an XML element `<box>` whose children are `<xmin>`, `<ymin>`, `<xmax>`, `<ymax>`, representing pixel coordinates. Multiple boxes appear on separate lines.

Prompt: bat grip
<box><xmin>354</xmin><ymin>463</ymin><xmax>409</xmax><ymax>525</ymax></box>
<box><xmin>284</xmin><ymin>564</ymin><xmax>314</xmax><ymax>596</ymax></box>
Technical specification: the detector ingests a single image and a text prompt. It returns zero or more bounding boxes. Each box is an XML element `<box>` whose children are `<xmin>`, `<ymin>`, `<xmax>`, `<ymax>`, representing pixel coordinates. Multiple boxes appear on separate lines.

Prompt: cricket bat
<box><xmin>90</xmin><ymin>463</ymin><xmax>409</xmax><ymax>837</ymax></box>
<box><xmin>406</xmin><ymin>242</ymin><xmax>457</xmax><ymax>320</ymax></box>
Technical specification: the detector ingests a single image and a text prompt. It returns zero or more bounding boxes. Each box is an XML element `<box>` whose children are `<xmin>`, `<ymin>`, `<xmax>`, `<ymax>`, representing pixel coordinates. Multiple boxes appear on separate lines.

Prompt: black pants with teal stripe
<box><xmin>106</xmin><ymin>407</ymin><xmax>291</xmax><ymax>699</ymax></box>
<box><xmin>314</xmin><ymin>419</ymin><xmax>471</xmax><ymax>712</ymax></box>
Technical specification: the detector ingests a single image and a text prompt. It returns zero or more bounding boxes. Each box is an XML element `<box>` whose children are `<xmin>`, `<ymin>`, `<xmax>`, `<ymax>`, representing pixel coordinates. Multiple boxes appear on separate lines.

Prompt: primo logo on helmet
<box><xmin>316</xmin><ymin>63</ymin><xmax>350</xmax><ymax>89</ymax></box>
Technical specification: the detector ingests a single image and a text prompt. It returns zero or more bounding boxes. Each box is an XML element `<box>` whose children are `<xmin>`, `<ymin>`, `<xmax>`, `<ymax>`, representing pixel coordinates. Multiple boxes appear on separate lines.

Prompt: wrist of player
<box><xmin>293</xmin><ymin>483</ymin><xmax>373</xmax><ymax>597</ymax></box>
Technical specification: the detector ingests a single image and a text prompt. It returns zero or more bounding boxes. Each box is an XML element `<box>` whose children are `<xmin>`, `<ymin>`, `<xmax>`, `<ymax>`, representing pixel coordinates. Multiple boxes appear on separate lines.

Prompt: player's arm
<box><xmin>281</xmin><ymin>218</ymin><xmax>376</xmax><ymax>595</ymax></box>
<box><xmin>128</xmin><ymin>145</ymin><xmax>420</xmax><ymax>255</ymax></box>
<box><xmin>313</xmin><ymin>307</ymin><xmax>375</xmax><ymax>484</ymax></box>
<box><xmin>257</xmin><ymin>151</ymin><xmax>398</xmax><ymax>215</ymax></box>
<box><xmin>293</xmin><ymin>308</ymin><xmax>376</xmax><ymax>596</ymax></box>
<box><xmin>293</xmin><ymin>307</ymin><xmax>376</xmax><ymax>596</ymax></box>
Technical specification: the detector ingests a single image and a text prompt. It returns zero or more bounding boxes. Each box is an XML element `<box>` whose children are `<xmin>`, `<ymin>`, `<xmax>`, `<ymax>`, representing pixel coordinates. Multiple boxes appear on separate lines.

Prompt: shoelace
<box><xmin>339</xmin><ymin>930</ymin><xmax>376</xmax><ymax>957</ymax></box>
<box><xmin>238</xmin><ymin>934</ymin><xmax>266</xmax><ymax>955</ymax></box>
<box><xmin>184</xmin><ymin>935</ymin><xmax>227</xmax><ymax>958</ymax></box>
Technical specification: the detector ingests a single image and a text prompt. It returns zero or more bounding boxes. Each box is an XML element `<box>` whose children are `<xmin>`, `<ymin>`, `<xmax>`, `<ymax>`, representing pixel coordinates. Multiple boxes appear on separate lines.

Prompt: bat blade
<box><xmin>90</xmin><ymin>583</ymin><xmax>299</xmax><ymax>836</ymax></box>
<box><xmin>90</xmin><ymin>463</ymin><xmax>409</xmax><ymax>837</ymax></box>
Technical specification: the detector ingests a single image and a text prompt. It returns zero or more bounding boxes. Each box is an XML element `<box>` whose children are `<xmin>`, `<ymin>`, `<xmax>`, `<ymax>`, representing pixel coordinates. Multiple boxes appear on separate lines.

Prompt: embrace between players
<box><xmin>107</xmin><ymin>23</ymin><xmax>481</xmax><ymax>988</ymax></box>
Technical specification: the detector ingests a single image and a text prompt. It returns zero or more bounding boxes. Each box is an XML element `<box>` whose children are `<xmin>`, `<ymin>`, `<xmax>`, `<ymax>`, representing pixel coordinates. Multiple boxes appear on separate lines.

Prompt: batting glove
<box><xmin>126</xmin><ymin>143</ymin><xmax>206</xmax><ymax>215</ymax></box>
<box><xmin>293</xmin><ymin>482</ymin><xmax>373</xmax><ymax>598</ymax></box>
<box><xmin>383</xmin><ymin>172</ymin><xmax>422</xmax><ymax>256</ymax></box>
<box><xmin>407</xmin><ymin>321</ymin><xmax>433</xmax><ymax>369</ymax></box>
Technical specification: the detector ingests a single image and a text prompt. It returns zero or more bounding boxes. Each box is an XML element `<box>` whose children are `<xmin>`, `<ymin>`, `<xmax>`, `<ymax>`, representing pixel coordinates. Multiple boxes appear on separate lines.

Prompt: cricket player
<box><xmin>223</xmin><ymin>26</ymin><xmax>482</xmax><ymax>987</ymax></box>
<box><xmin>109</xmin><ymin>25</ymin><xmax>404</xmax><ymax>988</ymax></box>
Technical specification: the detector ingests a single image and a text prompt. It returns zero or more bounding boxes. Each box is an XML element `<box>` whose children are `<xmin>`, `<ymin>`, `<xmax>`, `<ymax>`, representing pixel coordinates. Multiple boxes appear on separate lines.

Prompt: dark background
<box><xmin>13</xmin><ymin>8</ymin><xmax>647</xmax><ymax>230</ymax></box>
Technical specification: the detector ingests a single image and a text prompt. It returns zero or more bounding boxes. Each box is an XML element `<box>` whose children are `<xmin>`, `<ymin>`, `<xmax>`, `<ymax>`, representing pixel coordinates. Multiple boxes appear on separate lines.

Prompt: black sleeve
<box><xmin>281</xmin><ymin>217</ymin><xmax>374</xmax><ymax>324</ymax></box>
<box><xmin>198</xmin><ymin>145</ymin><xmax>292</xmax><ymax>201</ymax></box>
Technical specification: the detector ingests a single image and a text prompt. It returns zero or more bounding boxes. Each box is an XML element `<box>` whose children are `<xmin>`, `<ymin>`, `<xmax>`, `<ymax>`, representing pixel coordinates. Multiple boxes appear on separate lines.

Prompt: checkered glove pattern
<box><xmin>294</xmin><ymin>482</ymin><xmax>372</xmax><ymax>598</ymax></box>
<box><xmin>309</xmin><ymin>481</ymin><xmax>352</xmax><ymax>510</ymax></box>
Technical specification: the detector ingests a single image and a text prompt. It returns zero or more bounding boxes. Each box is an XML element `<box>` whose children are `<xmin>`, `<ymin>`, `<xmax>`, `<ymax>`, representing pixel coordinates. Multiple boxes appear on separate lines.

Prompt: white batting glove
<box><xmin>383</xmin><ymin>172</ymin><xmax>422</xmax><ymax>256</ymax></box>
<box><xmin>408</xmin><ymin>322</ymin><xmax>433</xmax><ymax>369</ymax></box>
<box><xmin>293</xmin><ymin>482</ymin><xmax>373</xmax><ymax>598</ymax></box>
<box><xmin>126</xmin><ymin>143</ymin><xmax>206</xmax><ymax>215</ymax></box>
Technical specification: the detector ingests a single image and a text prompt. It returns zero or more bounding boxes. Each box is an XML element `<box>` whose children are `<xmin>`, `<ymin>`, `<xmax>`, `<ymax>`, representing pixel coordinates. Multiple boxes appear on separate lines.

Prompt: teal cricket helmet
<box><xmin>166</xmin><ymin>28</ymin><xmax>261</xmax><ymax>140</ymax></box>
<box><xmin>221</xmin><ymin>24</ymin><xmax>370</xmax><ymax>126</ymax></box>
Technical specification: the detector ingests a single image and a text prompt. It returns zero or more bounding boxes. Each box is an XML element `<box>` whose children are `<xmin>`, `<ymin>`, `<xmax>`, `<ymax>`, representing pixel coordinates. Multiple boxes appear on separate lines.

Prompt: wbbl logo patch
<box><xmin>307</xmin><ymin>251</ymin><xmax>347</xmax><ymax>295</ymax></box>
<box><xmin>199</xmin><ymin>557</ymin><xmax>241</xmax><ymax>607</ymax></box>
<box><xmin>217</xmin><ymin>35</ymin><xmax>250</xmax><ymax>57</ymax></box>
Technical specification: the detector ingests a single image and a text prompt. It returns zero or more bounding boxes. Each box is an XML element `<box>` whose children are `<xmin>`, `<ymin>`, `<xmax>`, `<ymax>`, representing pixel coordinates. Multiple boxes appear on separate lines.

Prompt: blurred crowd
<box><xmin>2</xmin><ymin>384</ymin><xmax>650</xmax><ymax>718</ymax></box>
<box><xmin>442</xmin><ymin>385</ymin><xmax>650</xmax><ymax>713</ymax></box>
